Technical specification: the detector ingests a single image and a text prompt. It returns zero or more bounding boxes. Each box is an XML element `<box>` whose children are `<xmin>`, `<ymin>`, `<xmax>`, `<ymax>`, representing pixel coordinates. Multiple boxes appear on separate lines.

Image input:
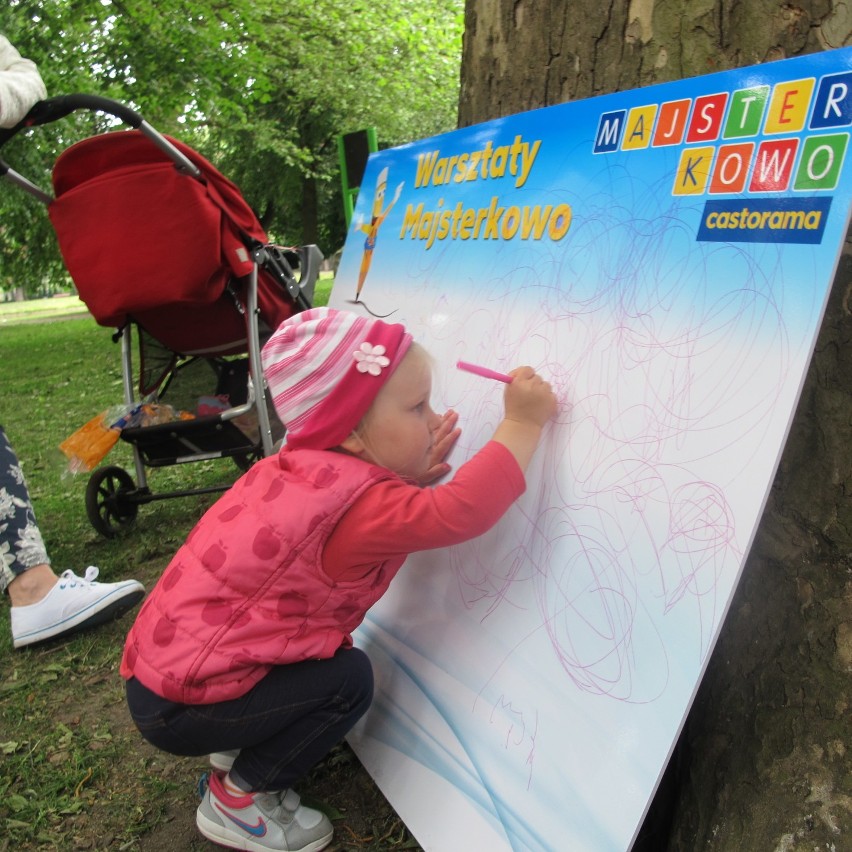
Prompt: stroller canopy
<box><xmin>49</xmin><ymin>130</ymin><xmax>298</xmax><ymax>354</ymax></box>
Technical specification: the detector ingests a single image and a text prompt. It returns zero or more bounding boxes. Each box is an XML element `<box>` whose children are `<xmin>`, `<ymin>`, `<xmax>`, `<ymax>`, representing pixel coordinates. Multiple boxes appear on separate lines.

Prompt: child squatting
<box><xmin>122</xmin><ymin>306</ymin><xmax>557</xmax><ymax>852</ymax></box>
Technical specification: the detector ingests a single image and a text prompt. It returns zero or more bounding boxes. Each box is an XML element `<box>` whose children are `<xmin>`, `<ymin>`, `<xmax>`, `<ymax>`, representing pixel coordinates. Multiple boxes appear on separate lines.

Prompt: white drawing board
<box><xmin>329</xmin><ymin>48</ymin><xmax>852</xmax><ymax>851</ymax></box>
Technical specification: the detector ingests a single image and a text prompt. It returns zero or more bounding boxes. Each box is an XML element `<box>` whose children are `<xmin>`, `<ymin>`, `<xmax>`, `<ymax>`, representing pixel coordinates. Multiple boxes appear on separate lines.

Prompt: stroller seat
<box><xmin>1</xmin><ymin>94</ymin><xmax>322</xmax><ymax>536</ymax></box>
<box><xmin>49</xmin><ymin>129</ymin><xmax>304</xmax><ymax>353</ymax></box>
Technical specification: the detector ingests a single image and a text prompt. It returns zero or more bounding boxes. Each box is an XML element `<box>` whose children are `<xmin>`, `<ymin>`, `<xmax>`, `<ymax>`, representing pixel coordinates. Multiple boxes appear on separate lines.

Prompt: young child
<box><xmin>121</xmin><ymin>306</ymin><xmax>557</xmax><ymax>852</ymax></box>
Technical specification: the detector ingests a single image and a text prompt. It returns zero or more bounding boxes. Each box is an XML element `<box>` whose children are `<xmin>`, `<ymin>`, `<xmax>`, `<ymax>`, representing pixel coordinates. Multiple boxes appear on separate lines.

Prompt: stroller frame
<box><xmin>1</xmin><ymin>95</ymin><xmax>320</xmax><ymax>536</ymax></box>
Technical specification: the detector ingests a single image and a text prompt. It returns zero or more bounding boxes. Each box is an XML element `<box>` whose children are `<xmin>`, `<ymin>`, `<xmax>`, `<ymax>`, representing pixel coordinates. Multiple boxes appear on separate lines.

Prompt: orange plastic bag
<box><xmin>59</xmin><ymin>411</ymin><xmax>121</xmax><ymax>473</ymax></box>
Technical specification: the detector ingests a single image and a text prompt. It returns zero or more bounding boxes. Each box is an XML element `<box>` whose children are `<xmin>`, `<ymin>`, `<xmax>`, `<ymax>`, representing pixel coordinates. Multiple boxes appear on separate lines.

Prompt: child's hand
<box><xmin>417</xmin><ymin>410</ymin><xmax>461</xmax><ymax>485</ymax></box>
<box><xmin>491</xmin><ymin>368</ymin><xmax>557</xmax><ymax>473</ymax></box>
<box><xmin>504</xmin><ymin>367</ymin><xmax>558</xmax><ymax>427</ymax></box>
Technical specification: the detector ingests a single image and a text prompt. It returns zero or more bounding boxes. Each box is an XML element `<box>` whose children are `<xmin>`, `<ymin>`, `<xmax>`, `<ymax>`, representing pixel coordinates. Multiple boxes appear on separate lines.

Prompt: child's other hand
<box><xmin>417</xmin><ymin>410</ymin><xmax>461</xmax><ymax>485</ymax></box>
<box><xmin>504</xmin><ymin>367</ymin><xmax>557</xmax><ymax>428</ymax></box>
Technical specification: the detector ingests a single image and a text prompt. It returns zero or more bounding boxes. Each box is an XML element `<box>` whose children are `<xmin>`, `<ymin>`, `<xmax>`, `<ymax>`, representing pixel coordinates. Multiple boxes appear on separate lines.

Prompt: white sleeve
<box><xmin>0</xmin><ymin>34</ymin><xmax>47</xmax><ymax>128</ymax></box>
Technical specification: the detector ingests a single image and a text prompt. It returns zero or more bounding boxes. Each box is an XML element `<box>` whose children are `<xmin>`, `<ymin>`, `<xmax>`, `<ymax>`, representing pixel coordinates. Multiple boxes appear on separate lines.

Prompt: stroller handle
<box><xmin>21</xmin><ymin>94</ymin><xmax>145</xmax><ymax>130</ymax></box>
<box><xmin>0</xmin><ymin>94</ymin><xmax>202</xmax><ymax>200</ymax></box>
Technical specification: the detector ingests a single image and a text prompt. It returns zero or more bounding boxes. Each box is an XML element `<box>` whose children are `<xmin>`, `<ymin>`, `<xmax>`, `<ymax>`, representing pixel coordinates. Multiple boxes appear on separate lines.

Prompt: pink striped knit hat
<box><xmin>262</xmin><ymin>307</ymin><xmax>413</xmax><ymax>450</ymax></box>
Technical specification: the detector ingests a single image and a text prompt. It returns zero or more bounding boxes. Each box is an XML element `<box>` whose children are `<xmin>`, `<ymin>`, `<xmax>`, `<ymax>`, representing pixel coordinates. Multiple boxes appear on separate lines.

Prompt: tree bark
<box><xmin>459</xmin><ymin>1</ymin><xmax>852</xmax><ymax>848</ymax></box>
<box><xmin>459</xmin><ymin>0</ymin><xmax>850</xmax><ymax>126</ymax></box>
<box><xmin>300</xmin><ymin>172</ymin><xmax>320</xmax><ymax>247</ymax></box>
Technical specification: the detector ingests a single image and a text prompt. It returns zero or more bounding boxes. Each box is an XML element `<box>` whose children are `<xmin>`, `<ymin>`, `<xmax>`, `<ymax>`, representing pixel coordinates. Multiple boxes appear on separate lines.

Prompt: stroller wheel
<box><xmin>86</xmin><ymin>465</ymin><xmax>139</xmax><ymax>538</ymax></box>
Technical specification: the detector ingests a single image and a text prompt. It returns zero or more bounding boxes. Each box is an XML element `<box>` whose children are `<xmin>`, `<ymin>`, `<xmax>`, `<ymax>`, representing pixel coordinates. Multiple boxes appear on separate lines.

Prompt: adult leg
<box><xmin>1</xmin><ymin>425</ymin><xmax>144</xmax><ymax>647</ymax></box>
<box><xmin>0</xmin><ymin>424</ymin><xmax>53</xmax><ymax>598</ymax></box>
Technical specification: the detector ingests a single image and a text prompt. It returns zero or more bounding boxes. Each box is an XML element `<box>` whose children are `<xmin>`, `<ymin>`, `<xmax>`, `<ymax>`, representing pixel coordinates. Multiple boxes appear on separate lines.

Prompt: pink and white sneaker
<box><xmin>196</xmin><ymin>770</ymin><xmax>333</xmax><ymax>852</ymax></box>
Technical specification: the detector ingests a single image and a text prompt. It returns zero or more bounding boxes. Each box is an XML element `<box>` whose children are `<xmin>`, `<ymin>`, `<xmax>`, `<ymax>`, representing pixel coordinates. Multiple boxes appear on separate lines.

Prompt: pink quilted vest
<box><xmin>121</xmin><ymin>447</ymin><xmax>398</xmax><ymax>704</ymax></box>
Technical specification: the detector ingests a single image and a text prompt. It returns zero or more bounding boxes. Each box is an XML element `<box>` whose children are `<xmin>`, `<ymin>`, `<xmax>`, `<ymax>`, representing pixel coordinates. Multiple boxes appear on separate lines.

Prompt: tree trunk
<box><xmin>301</xmin><ymin>173</ymin><xmax>320</xmax><ymax>247</ymax></box>
<box><xmin>458</xmin><ymin>0</ymin><xmax>849</xmax><ymax>125</ymax></box>
<box><xmin>459</xmin><ymin>1</ymin><xmax>852</xmax><ymax>848</ymax></box>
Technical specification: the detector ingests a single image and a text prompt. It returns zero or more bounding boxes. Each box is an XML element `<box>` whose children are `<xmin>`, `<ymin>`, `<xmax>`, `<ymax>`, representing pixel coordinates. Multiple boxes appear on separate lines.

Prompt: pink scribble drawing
<box><xmin>406</xmin><ymin>197</ymin><xmax>793</xmax><ymax>710</ymax></box>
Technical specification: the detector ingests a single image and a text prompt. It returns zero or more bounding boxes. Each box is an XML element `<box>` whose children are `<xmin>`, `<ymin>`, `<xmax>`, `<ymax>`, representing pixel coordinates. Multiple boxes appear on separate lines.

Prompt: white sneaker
<box><xmin>11</xmin><ymin>566</ymin><xmax>145</xmax><ymax>648</ymax></box>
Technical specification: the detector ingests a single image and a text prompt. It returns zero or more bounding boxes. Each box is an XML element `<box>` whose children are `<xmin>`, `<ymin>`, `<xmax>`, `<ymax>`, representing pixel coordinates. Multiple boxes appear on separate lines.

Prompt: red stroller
<box><xmin>0</xmin><ymin>94</ymin><xmax>322</xmax><ymax>537</ymax></box>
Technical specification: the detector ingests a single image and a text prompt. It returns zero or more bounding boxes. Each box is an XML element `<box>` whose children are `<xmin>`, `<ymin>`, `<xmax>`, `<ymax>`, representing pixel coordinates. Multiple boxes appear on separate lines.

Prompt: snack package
<box><xmin>59</xmin><ymin>410</ymin><xmax>123</xmax><ymax>473</ymax></box>
<box><xmin>123</xmin><ymin>403</ymin><xmax>195</xmax><ymax>428</ymax></box>
<box><xmin>60</xmin><ymin>402</ymin><xmax>196</xmax><ymax>474</ymax></box>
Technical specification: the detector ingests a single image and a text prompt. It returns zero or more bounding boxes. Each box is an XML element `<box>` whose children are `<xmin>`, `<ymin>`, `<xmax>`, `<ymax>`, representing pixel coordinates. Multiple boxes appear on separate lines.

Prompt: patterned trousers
<box><xmin>0</xmin><ymin>425</ymin><xmax>50</xmax><ymax>593</ymax></box>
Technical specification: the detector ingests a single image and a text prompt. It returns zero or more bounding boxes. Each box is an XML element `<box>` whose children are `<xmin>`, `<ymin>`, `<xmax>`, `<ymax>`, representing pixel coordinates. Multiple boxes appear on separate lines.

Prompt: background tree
<box><xmin>0</xmin><ymin>0</ymin><xmax>463</xmax><ymax>294</ymax></box>
<box><xmin>459</xmin><ymin>2</ymin><xmax>852</xmax><ymax>849</ymax></box>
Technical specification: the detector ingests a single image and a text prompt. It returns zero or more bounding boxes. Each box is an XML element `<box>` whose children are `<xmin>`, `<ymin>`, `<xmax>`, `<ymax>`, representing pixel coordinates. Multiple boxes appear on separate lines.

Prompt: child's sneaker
<box><xmin>11</xmin><ymin>567</ymin><xmax>145</xmax><ymax>648</ymax></box>
<box><xmin>196</xmin><ymin>770</ymin><xmax>333</xmax><ymax>852</ymax></box>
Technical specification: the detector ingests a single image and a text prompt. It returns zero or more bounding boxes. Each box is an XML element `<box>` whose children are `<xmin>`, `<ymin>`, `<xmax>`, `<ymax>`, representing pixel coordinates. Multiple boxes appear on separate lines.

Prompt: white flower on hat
<box><xmin>353</xmin><ymin>342</ymin><xmax>390</xmax><ymax>376</ymax></box>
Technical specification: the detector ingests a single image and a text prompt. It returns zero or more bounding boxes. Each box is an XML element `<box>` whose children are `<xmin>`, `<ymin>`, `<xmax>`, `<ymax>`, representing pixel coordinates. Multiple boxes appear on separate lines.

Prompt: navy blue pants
<box><xmin>125</xmin><ymin>646</ymin><xmax>373</xmax><ymax>792</ymax></box>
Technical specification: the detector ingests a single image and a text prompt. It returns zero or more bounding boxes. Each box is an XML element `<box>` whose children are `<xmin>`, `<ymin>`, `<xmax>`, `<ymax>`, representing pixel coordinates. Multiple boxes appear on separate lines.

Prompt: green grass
<box><xmin>0</xmin><ymin>294</ymin><xmax>88</xmax><ymax>323</ymax></box>
<box><xmin>0</xmin><ymin>272</ymin><xmax>332</xmax><ymax>325</ymax></box>
<box><xmin>313</xmin><ymin>272</ymin><xmax>334</xmax><ymax>307</ymax></box>
<box><xmin>0</xmin><ymin>635</ymin><xmax>181</xmax><ymax>849</ymax></box>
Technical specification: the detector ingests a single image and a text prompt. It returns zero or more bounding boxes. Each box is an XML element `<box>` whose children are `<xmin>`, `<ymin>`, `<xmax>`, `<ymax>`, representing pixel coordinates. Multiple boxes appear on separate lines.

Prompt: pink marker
<box><xmin>457</xmin><ymin>360</ymin><xmax>514</xmax><ymax>383</ymax></box>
